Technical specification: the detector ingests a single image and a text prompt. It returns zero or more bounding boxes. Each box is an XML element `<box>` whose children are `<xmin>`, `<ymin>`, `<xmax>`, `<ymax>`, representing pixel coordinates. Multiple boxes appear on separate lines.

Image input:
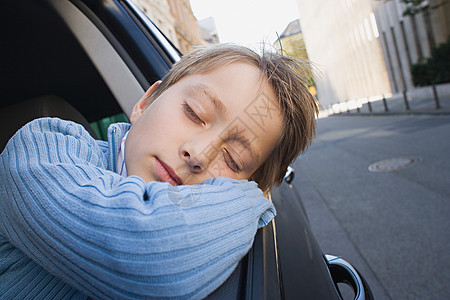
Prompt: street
<box><xmin>291</xmin><ymin>114</ymin><xmax>450</xmax><ymax>299</ymax></box>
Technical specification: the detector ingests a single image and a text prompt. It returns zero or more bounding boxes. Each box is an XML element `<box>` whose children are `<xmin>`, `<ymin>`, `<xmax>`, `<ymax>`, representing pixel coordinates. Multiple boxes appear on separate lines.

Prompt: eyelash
<box><xmin>183</xmin><ymin>102</ymin><xmax>204</xmax><ymax>125</ymax></box>
<box><xmin>223</xmin><ymin>149</ymin><xmax>240</xmax><ymax>173</ymax></box>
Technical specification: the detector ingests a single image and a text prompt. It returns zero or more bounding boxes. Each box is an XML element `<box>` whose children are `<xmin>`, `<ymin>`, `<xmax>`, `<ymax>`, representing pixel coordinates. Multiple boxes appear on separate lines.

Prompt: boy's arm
<box><xmin>0</xmin><ymin>118</ymin><xmax>275</xmax><ymax>299</ymax></box>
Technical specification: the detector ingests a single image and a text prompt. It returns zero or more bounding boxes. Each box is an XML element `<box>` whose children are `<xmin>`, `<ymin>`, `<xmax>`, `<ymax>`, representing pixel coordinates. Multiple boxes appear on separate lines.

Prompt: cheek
<box><xmin>203</xmin><ymin>158</ymin><xmax>250</xmax><ymax>181</ymax></box>
<box><xmin>141</xmin><ymin>108</ymin><xmax>184</xmax><ymax>138</ymax></box>
<box><xmin>148</xmin><ymin>101</ymin><xmax>196</xmax><ymax>132</ymax></box>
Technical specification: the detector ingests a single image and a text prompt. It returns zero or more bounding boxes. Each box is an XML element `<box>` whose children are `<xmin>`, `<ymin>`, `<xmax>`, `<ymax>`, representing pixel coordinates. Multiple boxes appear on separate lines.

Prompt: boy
<box><xmin>0</xmin><ymin>44</ymin><xmax>318</xmax><ymax>299</ymax></box>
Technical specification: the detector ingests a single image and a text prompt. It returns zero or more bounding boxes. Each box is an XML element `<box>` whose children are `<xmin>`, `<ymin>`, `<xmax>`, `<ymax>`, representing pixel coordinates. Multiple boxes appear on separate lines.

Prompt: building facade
<box><xmin>167</xmin><ymin>0</ymin><xmax>205</xmax><ymax>52</ymax></box>
<box><xmin>274</xmin><ymin>20</ymin><xmax>316</xmax><ymax>95</ymax></box>
<box><xmin>274</xmin><ymin>19</ymin><xmax>309</xmax><ymax>60</ymax></box>
<box><xmin>132</xmin><ymin>0</ymin><xmax>180</xmax><ymax>49</ymax></box>
<box><xmin>296</xmin><ymin>0</ymin><xmax>391</xmax><ymax>108</ymax></box>
<box><xmin>198</xmin><ymin>17</ymin><xmax>220</xmax><ymax>45</ymax></box>
<box><xmin>296</xmin><ymin>0</ymin><xmax>450</xmax><ymax>110</ymax></box>
<box><xmin>372</xmin><ymin>0</ymin><xmax>450</xmax><ymax>93</ymax></box>
<box><xmin>133</xmin><ymin>0</ymin><xmax>206</xmax><ymax>53</ymax></box>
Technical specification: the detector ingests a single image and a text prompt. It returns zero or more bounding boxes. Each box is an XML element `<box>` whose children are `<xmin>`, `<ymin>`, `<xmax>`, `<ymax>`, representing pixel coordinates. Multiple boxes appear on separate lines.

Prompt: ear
<box><xmin>130</xmin><ymin>81</ymin><xmax>161</xmax><ymax>124</ymax></box>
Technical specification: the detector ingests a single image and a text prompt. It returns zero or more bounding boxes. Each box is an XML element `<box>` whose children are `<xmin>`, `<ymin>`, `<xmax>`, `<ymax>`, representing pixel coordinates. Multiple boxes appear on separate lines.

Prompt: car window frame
<box><xmin>119</xmin><ymin>0</ymin><xmax>181</xmax><ymax>62</ymax></box>
<box><xmin>48</xmin><ymin>0</ymin><xmax>144</xmax><ymax>118</ymax></box>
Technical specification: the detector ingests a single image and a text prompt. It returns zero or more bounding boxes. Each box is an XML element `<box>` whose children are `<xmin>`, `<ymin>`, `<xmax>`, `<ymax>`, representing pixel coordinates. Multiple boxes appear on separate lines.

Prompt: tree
<box><xmin>384</xmin><ymin>0</ymin><xmax>447</xmax><ymax>59</ymax></box>
<box><xmin>400</xmin><ymin>0</ymin><xmax>444</xmax><ymax>16</ymax></box>
<box><xmin>400</xmin><ymin>0</ymin><xmax>447</xmax><ymax>52</ymax></box>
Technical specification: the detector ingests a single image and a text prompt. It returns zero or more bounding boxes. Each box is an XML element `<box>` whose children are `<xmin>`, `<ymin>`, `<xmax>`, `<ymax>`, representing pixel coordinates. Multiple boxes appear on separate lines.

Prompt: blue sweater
<box><xmin>0</xmin><ymin>118</ymin><xmax>275</xmax><ymax>299</ymax></box>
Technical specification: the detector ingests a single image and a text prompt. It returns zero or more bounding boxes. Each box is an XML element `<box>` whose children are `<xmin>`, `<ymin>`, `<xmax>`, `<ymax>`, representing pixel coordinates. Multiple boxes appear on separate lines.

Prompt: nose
<box><xmin>180</xmin><ymin>133</ymin><xmax>221</xmax><ymax>175</ymax></box>
<box><xmin>182</xmin><ymin>150</ymin><xmax>205</xmax><ymax>173</ymax></box>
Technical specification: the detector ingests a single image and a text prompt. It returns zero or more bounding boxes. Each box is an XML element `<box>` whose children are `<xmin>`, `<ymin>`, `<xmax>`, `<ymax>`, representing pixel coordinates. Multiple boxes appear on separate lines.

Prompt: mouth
<box><xmin>155</xmin><ymin>158</ymin><xmax>183</xmax><ymax>186</ymax></box>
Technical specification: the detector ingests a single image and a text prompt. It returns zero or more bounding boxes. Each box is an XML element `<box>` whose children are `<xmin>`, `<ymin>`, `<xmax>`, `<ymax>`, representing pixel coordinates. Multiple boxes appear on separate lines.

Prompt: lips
<box><xmin>155</xmin><ymin>158</ymin><xmax>183</xmax><ymax>186</ymax></box>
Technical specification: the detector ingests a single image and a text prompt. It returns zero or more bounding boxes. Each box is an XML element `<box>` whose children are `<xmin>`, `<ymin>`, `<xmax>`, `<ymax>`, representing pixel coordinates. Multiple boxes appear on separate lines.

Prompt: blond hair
<box><xmin>147</xmin><ymin>44</ymin><xmax>318</xmax><ymax>191</ymax></box>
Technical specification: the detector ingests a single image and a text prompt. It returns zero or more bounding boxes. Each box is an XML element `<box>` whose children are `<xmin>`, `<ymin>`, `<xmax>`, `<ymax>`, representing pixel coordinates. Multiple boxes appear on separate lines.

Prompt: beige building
<box><xmin>132</xmin><ymin>0</ymin><xmax>179</xmax><ymax>48</ymax></box>
<box><xmin>296</xmin><ymin>0</ymin><xmax>392</xmax><ymax>108</ymax></box>
<box><xmin>132</xmin><ymin>0</ymin><xmax>205</xmax><ymax>53</ymax></box>
<box><xmin>167</xmin><ymin>0</ymin><xmax>205</xmax><ymax>52</ymax></box>
<box><xmin>274</xmin><ymin>19</ymin><xmax>309</xmax><ymax>60</ymax></box>
<box><xmin>274</xmin><ymin>20</ymin><xmax>316</xmax><ymax>95</ymax></box>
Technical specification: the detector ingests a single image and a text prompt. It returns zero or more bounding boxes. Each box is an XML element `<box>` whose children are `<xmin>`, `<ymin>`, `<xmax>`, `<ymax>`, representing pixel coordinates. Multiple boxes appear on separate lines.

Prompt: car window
<box><xmin>0</xmin><ymin>0</ymin><xmax>144</xmax><ymax>137</ymax></box>
<box><xmin>90</xmin><ymin>112</ymin><xmax>130</xmax><ymax>140</ymax></box>
<box><xmin>49</xmin><ymin>0</ymin><xmax>145</xmax><ymax>118</ymax></box>
<box><xmin>124</xmin><ymin>0</ymin><xmax>181</xmax><ymax>61</ymax></box>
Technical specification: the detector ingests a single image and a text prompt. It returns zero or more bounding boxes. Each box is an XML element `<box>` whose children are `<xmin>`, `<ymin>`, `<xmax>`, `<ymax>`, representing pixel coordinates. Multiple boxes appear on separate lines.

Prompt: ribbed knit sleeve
<box><xmin>0</xmin><ymin>118</ymin><xmax>275</xmax><ymax>299</ymax></box>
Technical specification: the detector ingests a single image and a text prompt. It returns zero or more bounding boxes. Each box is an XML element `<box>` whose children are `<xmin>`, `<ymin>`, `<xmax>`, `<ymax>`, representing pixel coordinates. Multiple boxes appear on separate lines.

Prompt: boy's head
<box><xmin>126</xmin><ymin>44</ymin><xmax>318</xmax><ymax>191</ymax></box>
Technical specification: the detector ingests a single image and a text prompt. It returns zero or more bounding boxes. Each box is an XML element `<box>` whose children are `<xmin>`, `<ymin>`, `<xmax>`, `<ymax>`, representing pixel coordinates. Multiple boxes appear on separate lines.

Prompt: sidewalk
<box><xmin>318</xmin><ymin>84</ymin><xmax>450</xmax><ymax>117</ymax></box>
<box><xmin>347</xmin><ymin>94</ymin><xmax>450</xmax><ymax>116</ymax></box>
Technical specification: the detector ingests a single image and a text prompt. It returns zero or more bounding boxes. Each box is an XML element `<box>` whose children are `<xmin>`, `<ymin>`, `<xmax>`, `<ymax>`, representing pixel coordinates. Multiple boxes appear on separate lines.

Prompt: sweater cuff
<box><xmin>202</xmin><ymin>177</ymin><xmax>276</xmax><ymax>228</ymax></box>
<box><xmin>258</xmin><ymin>206</ymin><xmax>276</xmax><ymax>228</ymax></box>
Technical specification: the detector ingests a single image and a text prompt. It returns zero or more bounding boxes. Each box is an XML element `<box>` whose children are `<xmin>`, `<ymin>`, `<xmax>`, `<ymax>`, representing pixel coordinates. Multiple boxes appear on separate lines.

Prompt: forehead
<box><xmin>179</xmin><ymin>63</ymin><xmax>272</xmax><ymax>109</ymax></box>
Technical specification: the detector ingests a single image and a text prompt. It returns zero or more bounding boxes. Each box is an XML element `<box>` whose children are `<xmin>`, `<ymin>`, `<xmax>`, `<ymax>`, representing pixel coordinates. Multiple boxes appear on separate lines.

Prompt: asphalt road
<box><xmin>290</xmin><ymin>114</ymin><xmax>450</xmax><ymax>299</ymax></box>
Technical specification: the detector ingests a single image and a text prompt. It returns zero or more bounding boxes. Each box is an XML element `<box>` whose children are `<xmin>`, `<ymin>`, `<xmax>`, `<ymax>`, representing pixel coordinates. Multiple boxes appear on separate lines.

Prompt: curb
<box><xmin>332</xmin><ymin>110</ymin><xmax>450</xmax><ymax>117</ymax></box>
<box><xmin>337</xmin><ymin>108</ymin><xmax>450</xmax><ymax>116</ymax></box>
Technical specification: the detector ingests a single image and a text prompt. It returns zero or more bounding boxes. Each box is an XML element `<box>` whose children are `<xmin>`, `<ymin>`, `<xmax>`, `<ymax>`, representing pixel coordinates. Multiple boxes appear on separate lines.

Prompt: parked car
<box><xmin>0</xmin><ymin>0</ymin><xmax>373</xmax><ymax>299</ymax></box>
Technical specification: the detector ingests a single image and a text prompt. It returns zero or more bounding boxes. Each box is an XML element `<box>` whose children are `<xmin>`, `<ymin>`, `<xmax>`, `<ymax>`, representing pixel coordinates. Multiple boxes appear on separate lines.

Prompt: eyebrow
<box><xmin>192</xmin><ymin>84</ymin><xmax>228</xmax><ymax>117</ymax></box>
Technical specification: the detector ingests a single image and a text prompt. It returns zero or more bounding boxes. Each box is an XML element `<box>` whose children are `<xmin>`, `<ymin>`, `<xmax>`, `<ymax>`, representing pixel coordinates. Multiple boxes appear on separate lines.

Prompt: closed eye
<box><xmin>223</xmin><ymin>148</ymin><xmax>241</xmax><ymax>173</ymax></box>
<box><xmin>183</xmin><ymin>102</ymin><xmax>204</xmax><ymax>125</ymax></box>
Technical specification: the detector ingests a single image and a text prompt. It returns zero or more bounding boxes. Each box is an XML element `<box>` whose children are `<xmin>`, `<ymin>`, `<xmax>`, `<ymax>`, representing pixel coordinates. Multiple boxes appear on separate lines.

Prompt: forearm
<box><xmin>0</xmin><ymin>118</ymin><xmax>275</xmax><ymax>299</ymax></box>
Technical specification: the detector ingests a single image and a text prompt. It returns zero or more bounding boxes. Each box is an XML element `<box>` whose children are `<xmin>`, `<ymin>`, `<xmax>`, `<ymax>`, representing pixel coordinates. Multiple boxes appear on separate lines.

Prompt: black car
<box><xmin>0</xmin><ymin>0</ymin><xmax>372</xmax><ymax>299</ymax></box>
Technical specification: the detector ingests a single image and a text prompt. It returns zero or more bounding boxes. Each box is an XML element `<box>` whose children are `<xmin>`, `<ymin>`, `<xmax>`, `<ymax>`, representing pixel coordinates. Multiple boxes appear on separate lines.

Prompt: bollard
<box><xmin>382</xmin><ymin>95</ymin><xmax>389</xmax><ymax>112</ymax></box>
<box><xmin>432</xmin><ymin>83</ymin><xmax>441</xmax><ymax>109</ymax></box>
<box><xmin>403</xmin><ymin>90</ymin><xmax>410</xmax><ymax>110</ymax></box>
<box><xmin>367</xmin><ymin>97</ymin><xmax>373</xmax><ymax>112</ymax></box>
